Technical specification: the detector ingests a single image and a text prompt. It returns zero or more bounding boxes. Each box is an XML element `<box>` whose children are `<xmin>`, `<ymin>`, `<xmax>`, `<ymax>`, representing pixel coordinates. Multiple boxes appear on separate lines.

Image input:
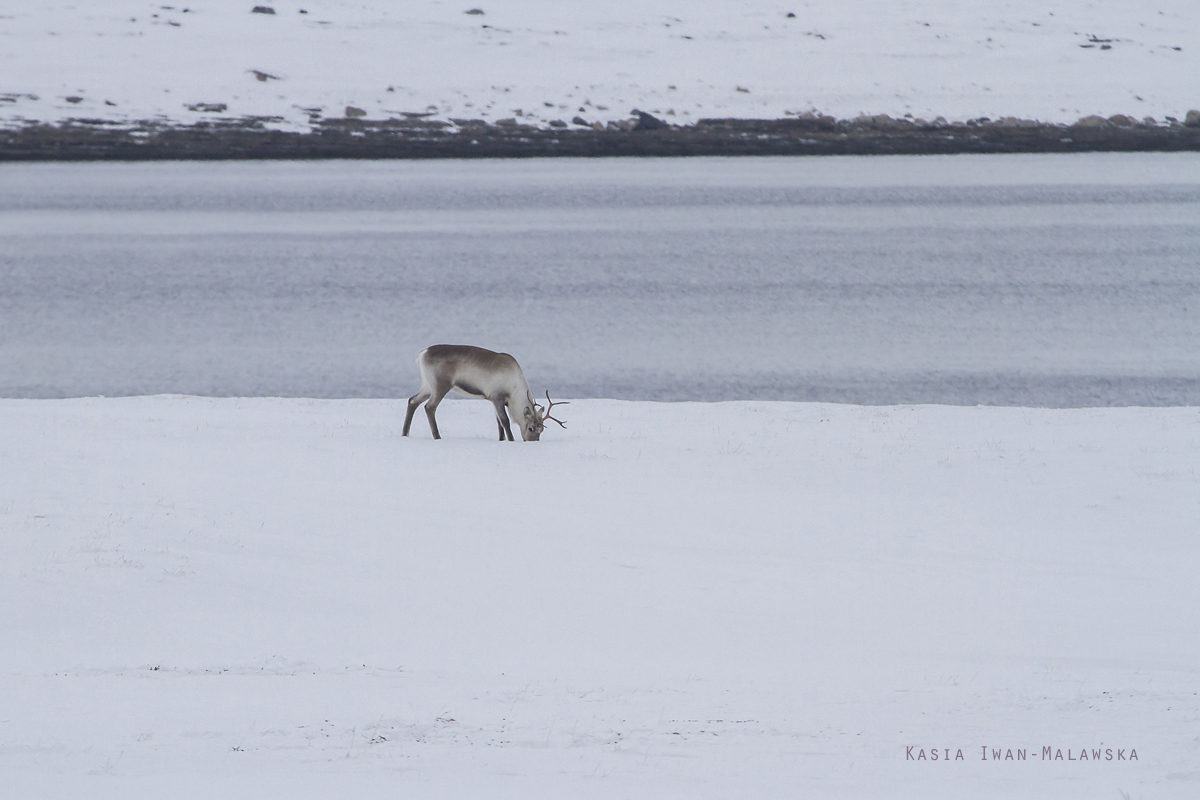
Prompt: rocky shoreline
<box><xmin>3</xmin><ymin>110</ymin><xmax>1199</xmax><ymax>160</ymax></box>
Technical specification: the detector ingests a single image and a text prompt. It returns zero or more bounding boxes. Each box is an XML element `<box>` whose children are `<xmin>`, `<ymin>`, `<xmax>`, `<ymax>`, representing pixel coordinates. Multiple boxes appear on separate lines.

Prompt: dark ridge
<box><xmin>2</xmin><ymin>113</ymin><xmax>1199</xmax><ymax>161</ymax></box>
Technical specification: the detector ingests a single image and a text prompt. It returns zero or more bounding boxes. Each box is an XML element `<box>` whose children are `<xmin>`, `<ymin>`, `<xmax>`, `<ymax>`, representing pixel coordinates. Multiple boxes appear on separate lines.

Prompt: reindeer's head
<box><xmin>520</xmin><ymin>390</ymin><xmax>568</xmax><ymax>441</ymax></box>
<box><xmin>519</xmin><ymin>402</ymin><xmax>543</xmax><ymax>441</ymax></box>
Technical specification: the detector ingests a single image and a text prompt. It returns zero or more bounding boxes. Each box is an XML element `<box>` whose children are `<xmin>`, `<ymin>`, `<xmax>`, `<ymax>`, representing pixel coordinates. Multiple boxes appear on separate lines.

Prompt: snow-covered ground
<box><xmin>1</xmin><ymin>1</ymin><xmax>1197</xmax><ymax>131</ymax></box>
<box><xmin>3</xmin><ymin>396</ymin><xmax>1198</xmax><ymax>797</ymax></box>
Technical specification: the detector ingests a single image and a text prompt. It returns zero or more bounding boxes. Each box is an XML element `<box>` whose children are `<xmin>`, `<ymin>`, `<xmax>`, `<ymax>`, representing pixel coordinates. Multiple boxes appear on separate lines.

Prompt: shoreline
<box><xmin>4</xmin><ymin>112</ymin><xmax>1200</xmax><ymax>161</ymax></box>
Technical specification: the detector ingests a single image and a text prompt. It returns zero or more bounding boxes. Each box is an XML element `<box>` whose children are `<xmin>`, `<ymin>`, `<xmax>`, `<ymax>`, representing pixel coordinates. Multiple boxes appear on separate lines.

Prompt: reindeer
<box><xmin>402</xmin><ymin>345</ymin><xmax>567</xmax><ymax>441</ymax></box>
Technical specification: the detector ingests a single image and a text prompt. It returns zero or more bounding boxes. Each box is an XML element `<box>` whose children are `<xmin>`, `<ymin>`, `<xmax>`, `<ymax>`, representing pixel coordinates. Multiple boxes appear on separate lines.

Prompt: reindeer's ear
<box><xmin>524</xmin><ymin>407</ymin><xmax>533</xmax><ymax>418</ymax></box>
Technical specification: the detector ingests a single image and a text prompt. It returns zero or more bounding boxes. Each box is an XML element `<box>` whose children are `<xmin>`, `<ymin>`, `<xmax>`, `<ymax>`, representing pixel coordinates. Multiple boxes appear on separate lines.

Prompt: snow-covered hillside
<box><xmin>3</xmin><ymin>397</ymin><xmax>1198</xmax><ymax>797</ymax></box>
<box><xmin>1</xmin><ymin>1</ymin><xmax>1197</xmax><ymax>131</ymax></box>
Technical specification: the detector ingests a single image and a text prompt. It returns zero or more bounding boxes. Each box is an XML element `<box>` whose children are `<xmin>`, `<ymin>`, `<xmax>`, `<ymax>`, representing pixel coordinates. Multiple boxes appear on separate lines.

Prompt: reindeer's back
<box><xmin>417</xmin><ymin>345</ymin><xmax>521</xmax><ymax>387</ymax></box>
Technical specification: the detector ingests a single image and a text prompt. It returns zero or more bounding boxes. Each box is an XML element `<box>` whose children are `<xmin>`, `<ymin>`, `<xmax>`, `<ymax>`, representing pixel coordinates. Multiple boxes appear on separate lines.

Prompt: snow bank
<box><xmin>3</xmin><ymin>396</ymin><xmax>1197</xmax><ymax>797</ymax></box>
<box><xmin>1</xmin><ymin>1</ymin><xmax>1197</xmax><ymax>131</ymax></box>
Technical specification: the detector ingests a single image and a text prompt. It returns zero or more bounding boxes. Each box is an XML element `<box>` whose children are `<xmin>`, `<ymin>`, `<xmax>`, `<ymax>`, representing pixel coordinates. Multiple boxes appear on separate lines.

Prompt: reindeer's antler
<box><xmin>535</xmin><ymin>390</ymin><xmax>569</xmax><ymax>428</ymax></box>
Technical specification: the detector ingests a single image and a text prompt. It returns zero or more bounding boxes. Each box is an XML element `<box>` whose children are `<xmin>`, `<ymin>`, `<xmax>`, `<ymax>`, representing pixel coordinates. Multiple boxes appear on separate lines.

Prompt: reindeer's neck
<box><xmin>507</xmin><ymin>387</ymin><xmax>533</xmax><ymax>416</ymax></box>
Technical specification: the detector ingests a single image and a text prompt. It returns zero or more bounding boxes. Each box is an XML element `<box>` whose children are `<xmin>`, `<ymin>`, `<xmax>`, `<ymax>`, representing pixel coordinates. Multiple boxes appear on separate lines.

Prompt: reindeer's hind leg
<box><xmin>403</xmin><ymin>385</ymin><xmax>432</xmax><ymax>437</ymax></box>
<box><xmin>424</xmin><ymin>380</ymin><xmax>452</xmax><ymax>440</ymax></box>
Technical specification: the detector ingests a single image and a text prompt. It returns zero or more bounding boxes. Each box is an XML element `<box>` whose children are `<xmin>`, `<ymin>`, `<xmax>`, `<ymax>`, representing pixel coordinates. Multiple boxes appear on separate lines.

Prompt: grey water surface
<box><xmin>2</xmin><ymin>154</ymin><xmax>1198</xmax><ymax>404</ymax></box>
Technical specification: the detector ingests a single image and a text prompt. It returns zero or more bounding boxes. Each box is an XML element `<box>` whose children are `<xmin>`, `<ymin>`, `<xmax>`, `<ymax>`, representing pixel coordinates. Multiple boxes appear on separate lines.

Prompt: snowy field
<box><xmin>1</xmin><ymin>0</ymin><xmax>1197</xmax><ymax>131</ymax></box>
<box><xmin>3</xmin><ymin>396</ymin><xmax>1198</xmax><ymax>798</ymax></box>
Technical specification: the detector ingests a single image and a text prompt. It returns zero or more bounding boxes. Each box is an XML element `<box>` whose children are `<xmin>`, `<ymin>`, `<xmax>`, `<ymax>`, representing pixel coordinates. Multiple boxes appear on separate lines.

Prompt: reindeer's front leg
<box><xmin>491</xmin><ymin>397</ymin><xmax>514</xmax><ymax>441</ymax></box>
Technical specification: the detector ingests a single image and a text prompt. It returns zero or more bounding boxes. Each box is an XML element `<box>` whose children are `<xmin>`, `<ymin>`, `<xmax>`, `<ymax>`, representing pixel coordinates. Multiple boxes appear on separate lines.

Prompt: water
<box><xmin>2</xmin><ymin>154</ymin><xmax>1199</xmax><ymax>404</ymax></box>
